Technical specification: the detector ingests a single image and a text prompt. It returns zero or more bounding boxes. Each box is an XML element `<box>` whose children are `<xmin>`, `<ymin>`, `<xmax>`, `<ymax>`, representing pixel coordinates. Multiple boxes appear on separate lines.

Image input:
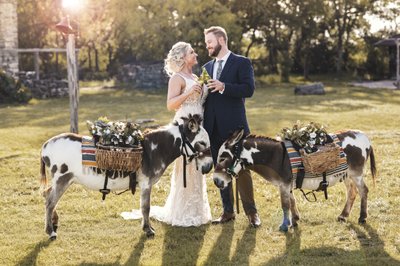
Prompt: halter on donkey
<box><xmin>213</xmin><ymin>128</ymin><xmax>376</xmax><ymax>232</ymax></box>
<box><xmin>40</xmin><ymin>114</ymin><xmax>213</xmax><ymax>239</ymax></box>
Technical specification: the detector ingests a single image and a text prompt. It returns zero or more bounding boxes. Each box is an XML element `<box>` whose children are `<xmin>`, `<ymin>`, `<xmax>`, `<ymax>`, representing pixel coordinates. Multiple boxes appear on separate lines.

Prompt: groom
<box><xmin>202</xmin><ymin>26</ymin><xmax>261</xmax><ymax>227</ymax></box>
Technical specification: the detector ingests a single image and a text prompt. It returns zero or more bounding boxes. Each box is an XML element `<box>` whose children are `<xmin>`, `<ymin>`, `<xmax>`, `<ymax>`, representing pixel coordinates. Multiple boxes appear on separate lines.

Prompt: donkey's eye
<box><xmin>198</xmin><ymin>141</ymin><xmax>206</xmax><ymax>147</ymax></box>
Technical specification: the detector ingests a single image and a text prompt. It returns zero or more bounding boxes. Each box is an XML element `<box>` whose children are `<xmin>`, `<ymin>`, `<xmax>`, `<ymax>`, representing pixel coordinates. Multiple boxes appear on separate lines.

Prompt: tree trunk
<box><xmin>88</xmin><ymin>46</ymin><xmax>92</xmax><ymax>72</ymax></box>
<box><xmin>95</xmin><ymin>48</ymin><xmax>99</xmax><ymax>72</ymax></box>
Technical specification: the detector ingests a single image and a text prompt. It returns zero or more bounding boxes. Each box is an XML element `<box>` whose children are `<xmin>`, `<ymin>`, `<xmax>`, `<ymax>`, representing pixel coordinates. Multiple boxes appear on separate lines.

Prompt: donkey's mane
<box><xmin>246</xmin><ymin>134</ymin><xmax>281</xmax><ymax>143</ymax></box>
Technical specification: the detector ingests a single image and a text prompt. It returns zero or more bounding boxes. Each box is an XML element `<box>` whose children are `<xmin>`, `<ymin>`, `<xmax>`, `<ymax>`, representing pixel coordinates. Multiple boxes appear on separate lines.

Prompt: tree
<box><xmin>110</xmin><ymin>0</ymin><xmax>239</xmax><ymax>68</ymax></box>
<box><xmin>324</xmin><ymin>0</ymin><xmax>378</xmax><ymax>73</ymax></box>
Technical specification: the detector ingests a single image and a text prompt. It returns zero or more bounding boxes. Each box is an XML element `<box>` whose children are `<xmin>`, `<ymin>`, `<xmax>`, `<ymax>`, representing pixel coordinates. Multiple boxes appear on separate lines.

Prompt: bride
<box><xmin>121</xmin><ymin>42</ymin><xmax>212</xmax><ymax>226</ymax></box>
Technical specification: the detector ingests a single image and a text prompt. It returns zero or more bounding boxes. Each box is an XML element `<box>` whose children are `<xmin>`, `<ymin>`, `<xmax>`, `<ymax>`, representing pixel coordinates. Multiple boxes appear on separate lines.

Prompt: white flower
<box><xmin>310</xmin><ymin>132</ymin><xmax>317</xmax><ymax>138</ymax></box>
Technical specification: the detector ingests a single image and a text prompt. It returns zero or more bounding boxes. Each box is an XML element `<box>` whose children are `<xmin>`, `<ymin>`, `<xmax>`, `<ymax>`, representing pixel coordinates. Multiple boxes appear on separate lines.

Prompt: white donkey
<box><xmin>40</xmin><ymin>114</ymin><xmax>213</xmax><ymax>239</ymax></box>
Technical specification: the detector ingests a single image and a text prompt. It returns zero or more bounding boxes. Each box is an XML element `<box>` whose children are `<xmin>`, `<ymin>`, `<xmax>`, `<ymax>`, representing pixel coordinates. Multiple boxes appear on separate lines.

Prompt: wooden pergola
<box><xmin>375</xmin><ymin>34</ymin><xmax>400</xmax><ymax>89</ymax></box>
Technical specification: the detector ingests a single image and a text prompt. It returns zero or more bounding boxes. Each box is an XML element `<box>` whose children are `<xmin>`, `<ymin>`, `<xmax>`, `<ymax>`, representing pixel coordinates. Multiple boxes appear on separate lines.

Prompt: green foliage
<box><xmin>0</xmin><ymin>69</ymin><xmax>32</xmax><ymax>104</ymax></box>
<box><xmin>87</xmin><ymin>117</ymin><xmax>143</xmax><ymax>147</ymax></box>
<box><xmin>198</xmin><ymin>67</ymin><xmax>211</xmax><ymax>86</ymax></box>
<box><xmin>13</xmin><ymin>0</ymin><xmax>399</xmax><ymax>80</ymax></box>
<box><xmin>281</xmin><ymin>121</ymin><xmax>328</xmax><ymax>153</ymax></box>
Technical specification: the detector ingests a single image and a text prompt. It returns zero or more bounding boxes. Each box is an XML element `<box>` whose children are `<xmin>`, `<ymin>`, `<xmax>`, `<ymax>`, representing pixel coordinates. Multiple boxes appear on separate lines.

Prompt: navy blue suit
<box><xmin>203</xmin><ymin>53</ymin><xmax>257</xmax><ymax>215</ymax></box>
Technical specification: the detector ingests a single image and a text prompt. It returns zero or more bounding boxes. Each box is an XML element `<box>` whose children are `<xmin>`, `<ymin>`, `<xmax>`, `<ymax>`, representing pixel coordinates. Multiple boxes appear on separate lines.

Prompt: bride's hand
<box><xmin>189</xmin><ymin>84</ymin><xmax>202</xmax><ymax>96</ymax></box>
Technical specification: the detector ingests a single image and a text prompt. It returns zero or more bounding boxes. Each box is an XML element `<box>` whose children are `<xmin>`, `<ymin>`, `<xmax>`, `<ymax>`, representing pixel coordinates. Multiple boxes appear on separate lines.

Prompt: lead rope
<box><xmin>236</xmin><ymin>177</ymin><xmax>240</xmax><ymax>214</ymax></box>
<box><xmin>182</xmin><ymin>153</ymin><xmax>187</xmax><ymax>188</ymax></box>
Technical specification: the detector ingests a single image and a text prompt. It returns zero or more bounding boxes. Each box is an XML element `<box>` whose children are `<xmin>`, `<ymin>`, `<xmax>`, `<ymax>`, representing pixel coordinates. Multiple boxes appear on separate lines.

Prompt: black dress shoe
<box><xmin>248</xmin><ymin>213</ymin><xmax>261</xmax><ymax>227</ymax></box>
<box><xmin>211</xmin><ymin>212</ymin><xmax>235</xmax><ymax>224</ymax></box>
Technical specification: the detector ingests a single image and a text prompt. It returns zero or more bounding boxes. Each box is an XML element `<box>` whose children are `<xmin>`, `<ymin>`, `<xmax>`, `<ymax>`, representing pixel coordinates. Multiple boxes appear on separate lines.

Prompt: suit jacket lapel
<box><xmin>211</xmin><ymin>59</ymin><xmax>216</xmax><ymax>77</ymax></box>
<box><xmin>205</xmin><ymin>59</ymin><xmax>216</xmax><ymax>77</ymax></box>
<box><xmin>219</xmin><ymin>53</ymin><xmax>234</xmax><ymax>81</ymax></box>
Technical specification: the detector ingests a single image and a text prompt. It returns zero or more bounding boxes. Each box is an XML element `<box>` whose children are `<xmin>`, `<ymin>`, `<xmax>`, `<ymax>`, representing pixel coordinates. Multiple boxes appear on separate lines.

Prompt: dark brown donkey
<box><xmin>213</xmin><ymin>128</ymin><xmax>376</xmax><ymax>231</ymax></box>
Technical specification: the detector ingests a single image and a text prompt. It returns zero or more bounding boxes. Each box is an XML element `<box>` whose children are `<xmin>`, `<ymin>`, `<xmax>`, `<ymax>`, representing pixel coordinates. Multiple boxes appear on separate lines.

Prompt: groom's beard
<box><xmin>209</xmin><ymin>43</ymin><xmax>222</xmax><ymax>57</ymax></box>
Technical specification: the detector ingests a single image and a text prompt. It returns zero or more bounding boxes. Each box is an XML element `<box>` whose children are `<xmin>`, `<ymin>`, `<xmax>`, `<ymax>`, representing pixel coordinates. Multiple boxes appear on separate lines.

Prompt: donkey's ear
<box><xmin>181</xmin><ymin>116</ymin><xmax>189</xmax><ymax>123</ymax></box>
<box><xmin>227</xmin><ymin>128</ymin><xmax>244</xmax><ymax>146</ymax></box>
<box><xmin>188</xmin><ymin>118</ymin><xmax>199</xmax><ymax>133</ymax></box>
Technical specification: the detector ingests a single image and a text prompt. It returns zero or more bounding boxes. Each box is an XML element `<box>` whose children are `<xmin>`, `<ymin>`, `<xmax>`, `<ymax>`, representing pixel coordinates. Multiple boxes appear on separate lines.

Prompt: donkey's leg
<box><xmin>139</xmin><ymin>182</ymin><xmax>154</xmax><ymax>237</ymax></box>
<box><xmin>279</xmin><ymin>184</ymin><xmax>292</xmax><ymax>232</ymax></box>
<box><xmin>353</xmin><ymin>175</ymin><xmax>369</xmax><ymax>224</ymax></box>
<box><xmin>289</xmin><ymin>191</ymin><xmax>300</xmax><ymax>227</ymax></box>
<box><xmin>44</xmin><ymin>173</ymin><xmax>74</xmax><ymax>240</ymax></box>
<box><xmin>338</xmin><ymin>178</ymin><xmax>357</xmax><ymax>222</ymax></box>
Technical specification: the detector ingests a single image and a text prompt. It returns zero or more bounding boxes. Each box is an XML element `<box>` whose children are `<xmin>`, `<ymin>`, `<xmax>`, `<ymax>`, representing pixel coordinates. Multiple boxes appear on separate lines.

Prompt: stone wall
<box><xmin>117</xmin><ymin>62</ymin><xmax>169</xmax><ymax>89</ymax></box>
<box><xmin>0</xmin><ymin>0</ymin><xmax>18</xmax><ymax>73</ymax></box>
<box><xmin>18</xmin><ymin>72</ymin><xmax>69</xmax><ymax>99</ymax></box>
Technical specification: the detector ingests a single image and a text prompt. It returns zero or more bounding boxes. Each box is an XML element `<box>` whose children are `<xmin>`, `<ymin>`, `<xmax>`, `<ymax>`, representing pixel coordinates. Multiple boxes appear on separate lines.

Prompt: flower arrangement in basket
<box><xmin>280</xmin><ymin>121</ymin><xmax>340</xmax><ymax>174</ymax></box>
<box><xmin>87</xmin><ymin>117</ymin><xmax>144</xmax><ymax>172</ymax></box>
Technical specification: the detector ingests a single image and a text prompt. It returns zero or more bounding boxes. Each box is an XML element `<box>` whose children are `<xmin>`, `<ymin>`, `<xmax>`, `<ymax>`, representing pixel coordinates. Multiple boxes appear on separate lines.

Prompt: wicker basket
<box><xmin>96</xmin><ymin>144</ymin><xmax>142</xmax><ymax>172</ymax></box>
<box><xmin>300</xmin><ymin>143</ymin><xmax>341</xmax><ymax>174</ymax></box>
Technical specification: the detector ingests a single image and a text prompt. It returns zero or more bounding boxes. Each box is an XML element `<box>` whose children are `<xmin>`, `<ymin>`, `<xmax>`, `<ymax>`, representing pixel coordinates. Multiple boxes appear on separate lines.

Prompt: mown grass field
<box><xmin>0</xmin><ymin>79</ymin><xmax>399</xmax><ymax>265</ymax></box>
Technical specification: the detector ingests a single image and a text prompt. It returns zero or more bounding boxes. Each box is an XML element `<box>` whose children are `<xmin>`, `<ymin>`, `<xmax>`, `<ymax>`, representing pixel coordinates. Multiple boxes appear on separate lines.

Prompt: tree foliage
<box><xmin>14</xmin><ymin>0</ymin><xmax>399</xmax><ymax>80</ymax></box>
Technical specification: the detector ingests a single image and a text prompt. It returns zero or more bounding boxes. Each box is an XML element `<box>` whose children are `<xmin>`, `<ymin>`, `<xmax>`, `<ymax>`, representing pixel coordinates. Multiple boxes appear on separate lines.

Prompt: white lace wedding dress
<box><xmin>121</xmin><ymin>74</ymin><xmax>212</xmax><ymax>227</ymax></box>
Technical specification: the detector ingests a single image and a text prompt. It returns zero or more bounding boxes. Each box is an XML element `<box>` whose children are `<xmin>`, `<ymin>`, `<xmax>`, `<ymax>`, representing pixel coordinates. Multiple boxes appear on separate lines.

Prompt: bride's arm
<box><xmin>167</xmin><ymin>75</ymin><xmax>201</xmax><ymax>111</ymax></box>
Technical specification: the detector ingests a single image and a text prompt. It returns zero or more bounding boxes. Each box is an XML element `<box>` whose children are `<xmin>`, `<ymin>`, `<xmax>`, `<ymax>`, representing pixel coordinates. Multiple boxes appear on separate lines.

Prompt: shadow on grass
<box><xmin>0</xmin><ymin>153</ymin><xmax>22</xmax><ymax>162</ymax></box>
<box><xmin>264</xmin><ymin>223</ymin><xmax>399</xmax><ymax>265</ymax></box>
<box><xmin>230</xmin><ymin>226</ymin><xmax>257</xmax><ymax>264</ymax></box>
<box><xmin>161</xmin><ymin>224</ymin><xmax>208</xmax><ymax>265</ymax></box>
<box><xmin>203</xmin><ymin>223</ymin><xmax>257</xmax><ymax>265</ymax></box>
<box><xmin>124</xmin><ymin>234</ymin><xmax>147</xmax><ymax>266</ymax></box>
<box><xmin>17</xmin><ymin>239</ymin><xmax>52</xmax><ymax>266</ymax></box>
<box><xmin>79</xmin><ymin>234</ymin><xmax>147</xmax><ymax>266</ymax></box>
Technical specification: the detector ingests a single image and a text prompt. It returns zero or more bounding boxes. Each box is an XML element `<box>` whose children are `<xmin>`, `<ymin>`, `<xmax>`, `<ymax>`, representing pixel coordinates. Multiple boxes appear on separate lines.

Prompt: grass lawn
<box><xmin>0</xmin><ymin>80</ymin><xmax>399</xmax><ymax>265</ymax></box>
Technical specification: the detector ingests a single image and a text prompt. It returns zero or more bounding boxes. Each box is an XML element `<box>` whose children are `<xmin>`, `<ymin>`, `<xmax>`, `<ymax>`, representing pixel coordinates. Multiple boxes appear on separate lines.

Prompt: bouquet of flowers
<box><xmin>87</xmin><ymin>116</ymin><xmax>144</xmax><ymax>147</ymax></box>
<box><xmin>280</xmin><ymin>121</ymin><xmax>328</xmax><ymax>153</ymax></box>
<box><xmin>198</xmin><ymin>67</ymin><xmax>211</xmax><ymax>89</ymax></box>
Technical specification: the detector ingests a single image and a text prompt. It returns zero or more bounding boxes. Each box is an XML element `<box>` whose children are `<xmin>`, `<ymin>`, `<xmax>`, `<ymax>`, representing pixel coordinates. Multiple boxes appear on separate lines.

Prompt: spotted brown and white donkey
<box><xmin>213</xmin><ymin>128</ymin><xmax>376</xmax><ymax>231</ymax></box>
<box><xmin>40</xmin><ymin>114</ymin><xmax>213</xmax><ymax>239</ymax></box>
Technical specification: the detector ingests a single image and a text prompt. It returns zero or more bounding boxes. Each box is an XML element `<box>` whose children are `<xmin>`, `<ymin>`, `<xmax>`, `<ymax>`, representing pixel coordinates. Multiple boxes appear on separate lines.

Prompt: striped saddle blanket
<box><xmin>284</xmin><ymin>134</ymin><xmax>348</xmax><ymax>188</ymax></box>
<box><xmin>82</xmin><ymin>136</ymin><xmax>97</xmax><ymax>167</ymax></box>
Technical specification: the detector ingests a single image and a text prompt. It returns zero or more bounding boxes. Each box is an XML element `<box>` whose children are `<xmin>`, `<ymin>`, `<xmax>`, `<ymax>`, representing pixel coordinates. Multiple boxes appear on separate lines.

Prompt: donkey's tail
<box><xmin>40</xmin><ymin>154</ymin><xmax>48</xmax><ymax>195</ymax></box>
<box><xmin>369</xmin><ymin>146</ymin><xmax>377</xmax><ymax>187</ymax></box>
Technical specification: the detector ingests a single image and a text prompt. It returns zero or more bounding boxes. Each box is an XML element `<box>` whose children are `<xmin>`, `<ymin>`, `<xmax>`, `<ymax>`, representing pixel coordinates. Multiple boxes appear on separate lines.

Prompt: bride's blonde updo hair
<box><xmin>164</xmin><ymin>42</ymin><xmax>191</xmax><ymax>77</ymax></box>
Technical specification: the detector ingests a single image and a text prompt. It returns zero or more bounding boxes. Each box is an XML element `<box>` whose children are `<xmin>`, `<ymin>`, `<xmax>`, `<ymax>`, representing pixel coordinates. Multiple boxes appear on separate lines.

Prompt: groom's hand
<box><xmin>207</xmin><ymin>79</ymin><xmax>225</xmax><ymax>93</ymax></box>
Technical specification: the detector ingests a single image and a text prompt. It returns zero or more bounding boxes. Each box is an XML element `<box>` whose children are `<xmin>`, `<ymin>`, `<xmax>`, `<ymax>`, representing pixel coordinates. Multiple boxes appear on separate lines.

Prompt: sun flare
<box><xmin>62</xmin><ymin>0</ymin><xmax>85</xmax><ymax>11</ymax></box>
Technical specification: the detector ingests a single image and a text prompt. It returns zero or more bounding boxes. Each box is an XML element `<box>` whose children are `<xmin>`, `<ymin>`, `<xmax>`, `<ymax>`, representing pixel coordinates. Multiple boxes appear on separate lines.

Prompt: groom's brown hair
<box><xmin>204</xmin><ymin>26</ymin><xmax>228</xmax><ymax>43</ymax></box>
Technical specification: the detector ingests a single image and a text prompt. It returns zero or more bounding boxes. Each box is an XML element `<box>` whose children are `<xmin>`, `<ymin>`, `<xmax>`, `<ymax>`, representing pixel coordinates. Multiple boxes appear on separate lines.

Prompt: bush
<box><xmin>0</xmin><ymin>69</ymin><xmax>32</xmax><ymax>104</ymax></box>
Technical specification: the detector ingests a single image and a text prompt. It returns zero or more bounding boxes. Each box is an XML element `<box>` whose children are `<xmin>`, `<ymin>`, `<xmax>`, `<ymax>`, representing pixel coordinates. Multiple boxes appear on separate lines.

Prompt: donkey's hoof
<box><xmin>146</xmin><ymin>230</ymin><xmax>155</xmax><ymax>238</ymax></box>
<box><xmin>49</xmin><ymin>232</ymin><xmax>57</xmax><ymax>241</ymax></box>
<box><xmin>358</xmin><ymin>218</ymin><xmax>367</xmax><ymax>225</ymax></box>
<box><xmin>337</xmin><ymin>216</ymin><xmax>346</xmax><ymax>223</ymax></box>
<box><xmin>144</xmin><ymin>226</ymin><xmax>155</xmax><ymax>238</ymax></box>
<box><xmin>279</xmin><ymin>224</ymin><xmax>289</xmax><ymax>232</ymax></box>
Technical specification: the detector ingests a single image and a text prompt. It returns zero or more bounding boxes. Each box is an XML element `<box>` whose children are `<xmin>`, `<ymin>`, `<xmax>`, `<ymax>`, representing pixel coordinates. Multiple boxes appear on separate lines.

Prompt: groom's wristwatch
<box><xmin>219</xmin><ymin>83</ymin><xmax>225</xmax><ymax>94</ymax></box>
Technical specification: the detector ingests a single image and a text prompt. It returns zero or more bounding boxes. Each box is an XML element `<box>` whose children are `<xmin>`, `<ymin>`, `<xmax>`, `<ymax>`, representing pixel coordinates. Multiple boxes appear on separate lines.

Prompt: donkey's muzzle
<box><xmin>201</xmin><ymin>162</ymin><xmax>213</xmax><ymax>174</ymax></box>
<box><xmin>213</xmin><ymin>178</ymin><xmax>224</xmax><ymax>189</ymax></box>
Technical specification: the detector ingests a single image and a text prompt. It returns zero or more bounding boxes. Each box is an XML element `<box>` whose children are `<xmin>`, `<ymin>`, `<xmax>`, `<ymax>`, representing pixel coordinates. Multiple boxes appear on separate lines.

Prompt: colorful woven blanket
<box><xmin>82</xmin><ymin>136</ymin><xmax>97</xmax><ymax>167</ymax></box>
<box><xmin>284</xmin><ymin>134</ymin><xmax>348</xmax><ymax>188</ymax></box>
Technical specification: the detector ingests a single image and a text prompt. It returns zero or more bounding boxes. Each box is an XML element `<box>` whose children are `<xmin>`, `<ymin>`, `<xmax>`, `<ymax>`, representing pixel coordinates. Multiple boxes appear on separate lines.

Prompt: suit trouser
<box><xmin>210</xmin><ymin>124</ymin><xmax>257</xmax><ymax>215</ymax></box>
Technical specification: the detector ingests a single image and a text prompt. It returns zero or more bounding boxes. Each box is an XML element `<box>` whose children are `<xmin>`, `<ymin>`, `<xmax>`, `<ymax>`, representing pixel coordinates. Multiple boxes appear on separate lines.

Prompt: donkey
<box><xmin>213</xmin><ymin>128</ymin><xmax>376</xmax><ymax>231</ymax></box>
<box><xmin>40</xmin><ymin>114</ymin><xmax>213</xmax><ymax>239</ymax></box>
